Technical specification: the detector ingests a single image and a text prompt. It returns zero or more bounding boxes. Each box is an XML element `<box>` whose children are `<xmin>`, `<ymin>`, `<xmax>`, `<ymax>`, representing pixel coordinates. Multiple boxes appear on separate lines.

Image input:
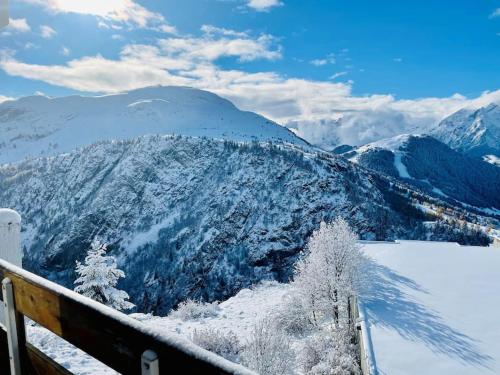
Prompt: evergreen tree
<box><xmin>74</xmin><ymin>239</ymin><xmax>134</xmax><ymax>311</ymax></box>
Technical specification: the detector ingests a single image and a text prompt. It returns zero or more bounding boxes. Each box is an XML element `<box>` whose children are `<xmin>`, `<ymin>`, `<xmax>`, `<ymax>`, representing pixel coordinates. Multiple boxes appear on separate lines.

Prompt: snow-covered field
<box><xmin>361</xmin><ymin>240</ymin><xmax>500</xmax><ymax>374</ymax></box>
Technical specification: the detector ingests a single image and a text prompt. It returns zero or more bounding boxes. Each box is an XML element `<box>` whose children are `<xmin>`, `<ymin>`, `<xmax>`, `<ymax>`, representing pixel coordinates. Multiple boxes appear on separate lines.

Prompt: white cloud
<box><xmin>24</xmin><ymin>42</ymin><xmax>38</xmax><ymax>49</ymax></box>
<box><xmin>20</xmin><ymin>0</ymin><xmax>173</xmax><ymax>31</ymax></box>
<box><xmin>310</xmin><ymin>54</ymin><xmax>336</xmax><ymax>66</ymax></box>
<box><xmin>6</xmin><ymin>18</ymin><xmax>31</xmax><ymax>33</ymax></box>
<box><xmin>60</xmin><ymin>46</ymin><xmax>70</xmax><ymax>56</ymax></box>
<box><xmin>330</xmin><ymin>72</ymin><xmax>347</xmax><ymax>80</ymax></box>
<box><xmin>156</xmin><ymin>24</ymin><xmax>177</xmax><ymax>34</ymax></box>
<box><xmin>157</xmin><ymin>26</ymin><xmax>281</xmax><ymax>63</ymax></box>
<box><xmin>247</xmin><ymin>0</ymin><xmax>283</xmax><ymax>12</ymax></box>
<box><xmin>0</xmin><ymin>95</ymin><xmax>13</xmax><ymax>103</ymax></box>
<box><xmin>490</xmin><ymin>8</ymin><xmax>500</xmax><ymax>18</ymax></box>
<box><xmin>159</xmin><ymin>36</ymin><xmax>281</xmax><ymax>63</ymax></box>
<box><xmin>40</xmin><ymin>25</ymin><xmax>57</xmax><ymax>38</ymax></box>
<box><xmin>310</xmin><ymin>59</ymin><xmax>327</xmax><ymax>66</ymax></box>
<box><xmin>201</xmin><ymin>25</ymin><xmax>249</xmax><ymax>38</ymax></box>
<box><xmin>393</xmin><ymin>57</ymin><xmax>403</xmax><ymax>63</ymax></box>
<box><xmin>2</xmin><ymin>26</ymin><xmax>500</xmax><ymax>149</ymax></box>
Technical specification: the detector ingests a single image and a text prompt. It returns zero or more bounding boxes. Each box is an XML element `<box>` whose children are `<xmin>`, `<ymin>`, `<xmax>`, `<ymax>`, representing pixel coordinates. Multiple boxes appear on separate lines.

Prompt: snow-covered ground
<box><xmin>361</xmin><ymin>240</ymin><xmax>500</xmax><ymax>375</ymax></box>
<box><xmin>348</xmin><ymin>134</ymin><xmax>415</xmax><ymax>179</ymax></box>
<box><xmin>133</xmin><ymin>281</ymin><xmax>291</xmax><ymax>341</ymax></box>
<box><xmin>25</xmin><ymin>240</ymin><xmax>500</xmax><ymax>374</ymax></box>
<box><xmin>27</xmin><ymin>281</ymin><xmax>290</xmax><ymax>374</ymax></box>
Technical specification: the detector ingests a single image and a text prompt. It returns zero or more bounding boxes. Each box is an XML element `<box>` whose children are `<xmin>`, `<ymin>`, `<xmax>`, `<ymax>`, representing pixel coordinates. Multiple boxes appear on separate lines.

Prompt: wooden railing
<box><xmin>0</xmin><ymin>258</ymin><xmax>254</xmax><ymax>375</ymax></box>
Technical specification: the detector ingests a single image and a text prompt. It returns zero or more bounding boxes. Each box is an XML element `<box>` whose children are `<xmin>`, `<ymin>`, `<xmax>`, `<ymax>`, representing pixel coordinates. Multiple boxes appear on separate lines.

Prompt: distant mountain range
<box><xmin>431</xmin><ymin>103</ymin><xmax>500</xmax><ymax>164</ymax></box>
<box><xmin>339</xmin><ymin>134</ymin><xmax>500</xmax><ymax>210</ymax></box>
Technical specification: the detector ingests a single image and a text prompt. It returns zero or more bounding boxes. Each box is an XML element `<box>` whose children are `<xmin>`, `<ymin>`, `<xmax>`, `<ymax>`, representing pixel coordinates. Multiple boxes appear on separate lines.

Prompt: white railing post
<box><xmin>141</xmin><ymin>350</ymin><xmax>159</xmax><ymax>375</ymax></box>
<box><xmin>0</xmin><ymin>208</ymin><xmax>24</xmax><ymax>362</ymax></box>
<box><xmin>2</xmin><ymin>278</ymin><xmax>22</xmax><ymax>375</ymax></box>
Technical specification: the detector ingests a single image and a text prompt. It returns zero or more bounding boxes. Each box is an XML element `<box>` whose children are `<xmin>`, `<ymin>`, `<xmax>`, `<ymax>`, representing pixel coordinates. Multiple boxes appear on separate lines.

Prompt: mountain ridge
<box><xmin>2</xmin><ymin>134</ymin><xmax>489</xmax><ymax>313</ymax></box>
<box><xmin>0</xmin><ymin>85</ymin><xmax>308</xmax><ymax>164</ymax></box>
<box><xmin>343</xmin><ymin>134</ymin><xmax>500</xmax><ymax>210</ymax></box>
<box><xmin>431</xmin><ymin>103</ymin><xmax>500</xmax><ymax>161</ymax></box>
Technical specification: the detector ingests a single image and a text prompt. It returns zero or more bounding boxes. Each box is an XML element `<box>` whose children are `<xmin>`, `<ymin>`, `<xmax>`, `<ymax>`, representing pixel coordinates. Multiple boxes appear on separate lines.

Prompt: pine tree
<box><xmin>74</xmin><ymin>239</ymin><xmax>134</xmax><ymax>311</ymax></box>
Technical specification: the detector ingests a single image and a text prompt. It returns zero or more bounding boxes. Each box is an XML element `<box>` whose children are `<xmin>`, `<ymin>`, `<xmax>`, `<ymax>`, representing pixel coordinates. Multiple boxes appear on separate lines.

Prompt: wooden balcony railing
<box><xmin>0</xmin><ymin>258</ymin><xmax>254</xmax><ymax>375</ymax></box>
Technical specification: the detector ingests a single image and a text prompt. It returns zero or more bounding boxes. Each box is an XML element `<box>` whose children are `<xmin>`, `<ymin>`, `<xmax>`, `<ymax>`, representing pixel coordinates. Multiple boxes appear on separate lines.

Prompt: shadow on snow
<box><xmin>361</xmin><ymin>258</ymin><xmax>492</xmax><ymax>369</ymax></box>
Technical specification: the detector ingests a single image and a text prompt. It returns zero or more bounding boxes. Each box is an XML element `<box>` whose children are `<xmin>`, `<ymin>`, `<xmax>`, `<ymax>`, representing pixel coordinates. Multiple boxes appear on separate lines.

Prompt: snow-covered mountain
<box><xmin>1</xmin><ymin>135</ymin><xmax>486</xmax><ymax>314</ymax></box>
<box><xmin>0</xmin><ymin>87</ymin><xmax>495</xmax><ymax>315</ymax></box>
<box><xmin>0</xmin><ymin>86</ymin><xmax>307</xmax><ymax>164</ymax></box>
<box><xmin>342</xmin><ymin>134</ymin><xmax>500</xmax><ymax>210</ymax></box>
<box><xmin>431</xmin><ymin>103</ymin><xmax>500</xmax><ymax>162</ymax></box>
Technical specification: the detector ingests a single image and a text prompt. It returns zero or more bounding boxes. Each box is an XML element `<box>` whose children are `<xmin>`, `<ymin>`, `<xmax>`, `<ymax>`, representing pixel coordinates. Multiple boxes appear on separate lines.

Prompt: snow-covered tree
<box><xmin>294</xmin><ymin>218</ymin><xmax>361</xmax><ymax>326</ymax></box>
<box><xmin>300</xmin><ymin>329</ymin><xmax>360</xmax><ymax>375</ymax></box>
<box><xmin>291</xmin><ymin>218</ymin><xmax>362</xmax><ymax>375</ymax></box>
<box><xmin>191</xmin><ymin>328</ymin><xmax>241</xmax><ymax>362</ymax></box>
<box><xmin>74</xmin><ymin>239</ymin><xmax>134</xmax><ymax>311</ymax></box>
<box><xmin>242</xmin><ymin>317</ymin><xmax>294</xmax><ymax>375</ymax></box>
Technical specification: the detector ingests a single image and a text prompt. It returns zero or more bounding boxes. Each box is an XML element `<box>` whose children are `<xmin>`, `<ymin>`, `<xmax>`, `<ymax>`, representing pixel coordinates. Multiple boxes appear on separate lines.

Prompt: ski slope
<box><xmin>361</xmin><ymin>240</ymin><xmax>500</xmax><ymax>374</ymax></box>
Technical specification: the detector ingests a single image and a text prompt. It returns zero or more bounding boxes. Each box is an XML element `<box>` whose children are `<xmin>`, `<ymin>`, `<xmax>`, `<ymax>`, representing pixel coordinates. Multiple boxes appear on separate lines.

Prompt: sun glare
<box><xmin>50</xmin><ymin>0</ymin><xmax>130</xmax><ymax>18</ymax></box>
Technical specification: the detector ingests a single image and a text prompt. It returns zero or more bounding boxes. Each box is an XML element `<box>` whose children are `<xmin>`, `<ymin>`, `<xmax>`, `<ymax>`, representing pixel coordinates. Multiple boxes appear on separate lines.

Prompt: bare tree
<box><xmin>294</xmin><ymin>218</ymin><xmax>361</xmax><ymax>326</ymax></box>
<box><xmin>241</xmin><ymin>317</ymin><xmax>294</xmax><ymax>375</ymax></box>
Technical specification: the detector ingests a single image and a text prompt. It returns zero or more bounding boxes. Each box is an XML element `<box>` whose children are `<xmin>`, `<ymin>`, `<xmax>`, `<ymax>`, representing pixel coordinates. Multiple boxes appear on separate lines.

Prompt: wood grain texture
<box><xmin>0</xmin><ymin>260</ymin><xmax>250</xmax><ymax>375</ymax></box>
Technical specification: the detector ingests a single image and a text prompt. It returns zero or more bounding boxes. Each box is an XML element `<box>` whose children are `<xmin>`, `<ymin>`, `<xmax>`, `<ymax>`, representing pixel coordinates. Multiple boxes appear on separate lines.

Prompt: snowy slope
<box><xmin>135</xmin><ymin>281</ymin><xmax>291</xmax><ymax>342</ymax></box>
<box><xmin>361</xmin><ymin>240</ymin><xmax>500</xmax><ymax>374</ymax></box>
<box><xmin>431</xmin><ymin>103</ymin><xmax>500</xmax><ymax>160</ymax></box>
<box><xmin>351</xmin><ymin>134</ymin><xmax>413</xmax><ymax>179</ymax></box>
<box><xmin>344</xmin><ymin>134</ymin><xmax>500</xmax><ymax>210</ymax></box>
<box><xmin>0</xmin><ymin>86</ymin><xmax>307</xmax><ymax>164</ymax></box>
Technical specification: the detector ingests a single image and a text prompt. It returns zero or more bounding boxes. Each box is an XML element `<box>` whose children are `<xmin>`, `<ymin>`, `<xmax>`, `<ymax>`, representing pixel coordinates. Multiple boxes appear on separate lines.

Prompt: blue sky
<box><xmin>1</xmin><ymin>0</ymin><xmax>500</xmax><ymax>146</ymax></box>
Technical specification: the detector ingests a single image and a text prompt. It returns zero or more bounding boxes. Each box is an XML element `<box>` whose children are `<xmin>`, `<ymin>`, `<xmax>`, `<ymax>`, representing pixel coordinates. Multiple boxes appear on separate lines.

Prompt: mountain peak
<box><xmin>0</xmin><ymin>86</ymin><xmax>307</xmax><ymax>164</ymax></box>
<box><xmin>431</xmin><ymin>103</ymin><xmax>500</xmax><ymax>159</ymax></box>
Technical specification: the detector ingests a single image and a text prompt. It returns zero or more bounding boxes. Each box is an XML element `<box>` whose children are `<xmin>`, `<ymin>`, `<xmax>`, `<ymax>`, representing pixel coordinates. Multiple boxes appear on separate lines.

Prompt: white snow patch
<box><xmin>393</xmin><ymin>152</ymin><xmax>411</xmax><ymax>178</ymax></box>
<box><xmin>0</xmin><ymin>86</ymin><xmax>308</xmax><ymax>164</ymax></box>
<box><xmin>361</xmin><ymin>240</ymin><xmax>500</xmax><ymax>375</ymax></box>
<box><xmin>431</xmin><ymin>186</ymin><xmax>448</xmax><ymax>198</ymax></box>
<box><xmin>355</xmin><ymin>133</ymin><xmax>414</xmax><ymax>154</ymax></box>
<box><xmin>483</xmin><ymin>154</ymin><xmax>500</xmax><ymax>167</ymax></box>
<box><xmin>126</xmin><ymin>214</ymin><xmax>178</xmax><ymax>255</ymax></box>
<box><xmin>133</xmin><ymin>281</ymin><xmax>291</xmax><ymax>341</ymax></box>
